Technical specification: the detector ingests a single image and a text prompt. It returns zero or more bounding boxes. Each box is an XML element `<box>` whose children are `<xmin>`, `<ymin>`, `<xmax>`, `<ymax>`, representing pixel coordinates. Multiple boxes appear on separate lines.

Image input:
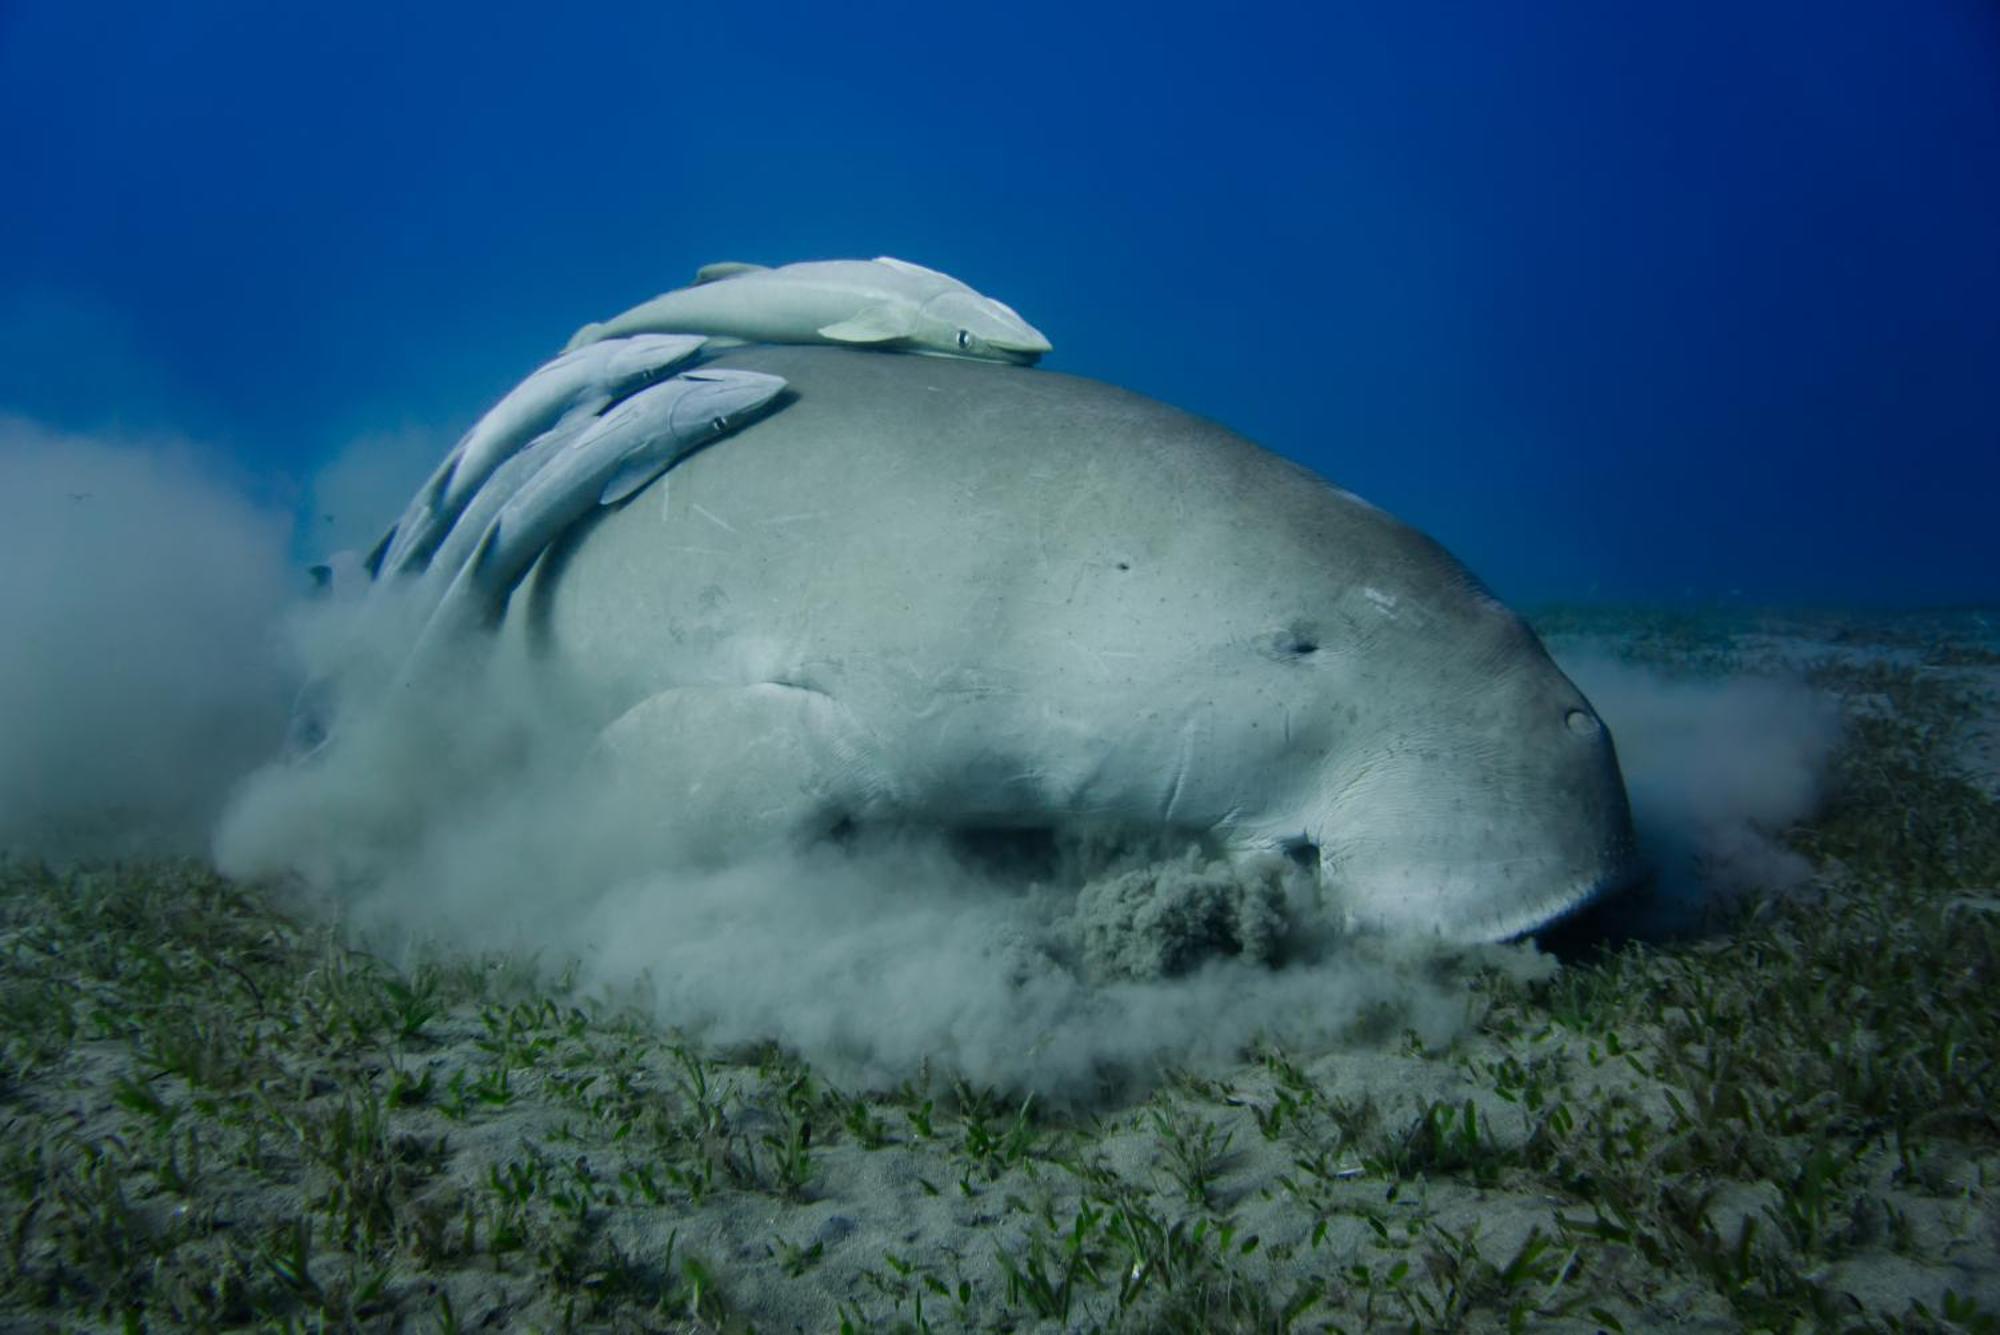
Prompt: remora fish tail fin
<box><xmin>694</xmin><ymin>261</ymin><xmax>768</xmax><ymax>284</ymax></box>
<box><xmin>819</xmin><ymin>303</ymin><xmax>915</xmax><ymax>344</ymax></box>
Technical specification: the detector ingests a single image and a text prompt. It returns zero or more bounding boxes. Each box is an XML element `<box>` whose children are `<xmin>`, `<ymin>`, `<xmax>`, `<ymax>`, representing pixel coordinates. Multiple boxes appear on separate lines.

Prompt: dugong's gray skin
<box><xmin>504</xmin><ymin>346</ymin><xmax>1637</xmax><ymax>942</ymax></box>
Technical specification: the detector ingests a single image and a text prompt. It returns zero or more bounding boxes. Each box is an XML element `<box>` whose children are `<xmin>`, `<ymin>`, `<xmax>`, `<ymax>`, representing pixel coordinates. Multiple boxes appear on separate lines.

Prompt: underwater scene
<box><xmin>1</xmin><ymin>2</ymin><xmax>1996</xmax><ymax>1330</ymax></box>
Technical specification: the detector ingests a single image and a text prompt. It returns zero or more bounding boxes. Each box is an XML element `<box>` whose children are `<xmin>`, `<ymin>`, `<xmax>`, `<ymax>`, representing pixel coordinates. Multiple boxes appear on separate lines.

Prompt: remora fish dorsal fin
<box><xmin>819</xmin><ymin>303</ymin><xmax>914</xmax><ymax>344</ymax></box>
<box><xmin>694</xmin><ymin>262</ymin><xmax>768</xmax><ymax>285</ymax></box>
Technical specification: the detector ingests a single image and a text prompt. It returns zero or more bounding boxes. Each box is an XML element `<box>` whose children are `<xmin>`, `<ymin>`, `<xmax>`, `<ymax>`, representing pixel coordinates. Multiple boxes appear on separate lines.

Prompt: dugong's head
<box><xmin>916</xmin><ymin>290</ymin><xmax>1053</xmax><ymax>365</ymax></box>
<box><xmin>1058</xmin><ymin>412</ymin><xmax>1640</xmax><ymax>943</ymax></box>
<box><xmin>1290</xmin><ymin>588</ymin><xmax>1638</xmax><ymax>942</ymax></box>
<box><xmin>1191</xmin><ymin>486</ymin><xmax>1639</xmax><ymax>942</ymax></box>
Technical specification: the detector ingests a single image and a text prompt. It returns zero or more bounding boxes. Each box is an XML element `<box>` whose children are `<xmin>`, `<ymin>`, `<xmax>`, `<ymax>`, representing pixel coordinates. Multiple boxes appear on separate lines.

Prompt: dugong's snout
<box><xmin>1308</xmin><ymin>654</ymin><xmax>1641</xmax><ymax>944</ymax></box>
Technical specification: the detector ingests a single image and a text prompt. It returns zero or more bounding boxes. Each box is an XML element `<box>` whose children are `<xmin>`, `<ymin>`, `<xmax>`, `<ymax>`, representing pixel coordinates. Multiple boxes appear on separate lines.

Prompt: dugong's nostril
<box><xmin>1564</xmin><ymin>709</ymin><xmax>1596</xmax><ymax>737</ymax></box>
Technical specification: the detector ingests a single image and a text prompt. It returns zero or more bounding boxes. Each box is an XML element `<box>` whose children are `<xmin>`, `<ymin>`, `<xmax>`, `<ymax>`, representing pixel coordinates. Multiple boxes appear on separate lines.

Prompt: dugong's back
<box><xmin>522</xmin><ymin>346</ymin><xmax>1491</xmax><ymax>705</ymax></box>
<box><xmin>514</xmin><ymin>345</ymin><xmax>1637</xmax><ymax>942</ymax></box>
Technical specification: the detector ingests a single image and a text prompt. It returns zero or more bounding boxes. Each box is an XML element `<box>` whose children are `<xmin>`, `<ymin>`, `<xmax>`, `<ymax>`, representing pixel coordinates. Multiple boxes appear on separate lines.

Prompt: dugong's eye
<box><xmin>956</xmin><ymin>329</ymin><xmax>971</xmax><ymax>350</ymax></box>
<box><xmin>710</xmin><ymin>416</ymin><xmax>727</xmax><ymax>434</ymax></box>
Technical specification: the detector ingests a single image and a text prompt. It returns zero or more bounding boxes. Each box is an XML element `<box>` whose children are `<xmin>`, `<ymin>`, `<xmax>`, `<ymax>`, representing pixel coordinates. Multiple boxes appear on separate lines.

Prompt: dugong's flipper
<box><xmin>582</xmin><ymin>684</ymin><xmax>892</xmax><ymax>870</ymax></box>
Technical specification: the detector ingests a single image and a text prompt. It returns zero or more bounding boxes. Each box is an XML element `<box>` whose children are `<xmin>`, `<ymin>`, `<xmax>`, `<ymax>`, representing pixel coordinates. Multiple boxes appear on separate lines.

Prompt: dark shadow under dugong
<box><xmin>500</xmin><ymin>345</ymin><xmax>1640</xmax><ymax>943</ymax></box>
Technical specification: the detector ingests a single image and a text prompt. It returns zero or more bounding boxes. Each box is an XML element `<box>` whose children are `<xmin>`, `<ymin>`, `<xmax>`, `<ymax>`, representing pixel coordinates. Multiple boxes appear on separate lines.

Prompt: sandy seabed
<box><xmin>2</xmin><ymin>607</ymin><xmax>1998</xmax><ymax>1332</ymax></box>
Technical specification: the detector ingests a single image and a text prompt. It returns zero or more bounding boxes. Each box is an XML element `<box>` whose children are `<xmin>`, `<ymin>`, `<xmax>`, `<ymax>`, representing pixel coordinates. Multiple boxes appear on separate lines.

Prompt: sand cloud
<box><xmin>1555</xmin><ymin>647</ymin><xmax>1845</xmax><ymax>932</ymax></box>
<box><xmin>0</xmin><ymin>405</ymin><xmax>1849</xmax><ymax>1097</ymax></box>
<box><xmin>0</xmin><ymin>416</ymin><xmax>296</xmax><ymax>859</ymax></box>
<box><xmin>213</xmin><ymin>592</ymin><xmax>1848</xmax><ymax>1099</ymax></box>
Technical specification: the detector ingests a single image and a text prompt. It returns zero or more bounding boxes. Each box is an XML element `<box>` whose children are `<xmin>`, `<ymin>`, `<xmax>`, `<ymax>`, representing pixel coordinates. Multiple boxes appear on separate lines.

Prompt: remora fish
<box><xmin>413</xmin><ymin>415</ymin><xmax>590</xmax><ymax>612</ymax></box>
<box><xmin>413</xmin><ymin>368</ymin><xmax>788</xmax><ymax>650</ymax></box>
<box><xmin>562</xmin><ymin>257</ymin><xmax>1051</xmax><ymax>365</ymax></box>
<box><xmin>372</xmin><ymin>333</ymin><xmax>708</xmax><ymax>578</ymax></box>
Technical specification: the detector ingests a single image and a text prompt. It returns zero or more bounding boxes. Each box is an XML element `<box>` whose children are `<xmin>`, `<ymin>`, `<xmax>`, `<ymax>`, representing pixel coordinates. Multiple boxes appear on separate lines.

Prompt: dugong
<box><xmin>562</xmin><ymin>257</ymin><xmax>1052</xmax><ymax>366</ymax></box>
<box><xmin>374</xmin><ymin>333</ymin><xmax>709</xmax><ymax>578</ymax></box>
<box><xmin>498</xmin><ymin>346</ymin><xmax>1638</xmax><ymax>942</ymax></box>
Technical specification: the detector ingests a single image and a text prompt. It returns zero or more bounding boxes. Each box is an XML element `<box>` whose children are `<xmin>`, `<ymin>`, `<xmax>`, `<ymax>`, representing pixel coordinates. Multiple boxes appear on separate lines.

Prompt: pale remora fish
<box><xmin>372</xmin><ymin>333</ymin><xmax>708</xmax><ymax>578</ymax></box>
<box><xmin>410</xmin><ymin>369</ymin><xmax>789</xmax><ymax>658</ymax></box>
<box><xmin>407</xmin><ymin>414</ymin><xmax>593</xmax><ymax>618</ymax></box>
<box><xmin>562</xmin><ymin>257</ymin><xmax>1051</xmax><ymax>365</ymax></box>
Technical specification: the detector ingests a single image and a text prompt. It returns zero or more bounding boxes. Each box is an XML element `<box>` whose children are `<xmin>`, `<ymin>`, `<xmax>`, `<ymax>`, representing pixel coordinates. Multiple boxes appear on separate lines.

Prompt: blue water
<box><xmin>1</xmin><ymin>0</ymin><xmax>1994</xmax><ymax>605</ymax></box>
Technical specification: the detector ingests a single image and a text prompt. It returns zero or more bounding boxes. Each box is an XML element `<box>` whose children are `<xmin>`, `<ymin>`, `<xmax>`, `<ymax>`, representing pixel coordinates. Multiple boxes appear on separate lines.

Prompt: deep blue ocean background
<box><xmin>1</xmin><ymin>0</ymin><xmax>1994</xmax><ymax>606</ymax></box>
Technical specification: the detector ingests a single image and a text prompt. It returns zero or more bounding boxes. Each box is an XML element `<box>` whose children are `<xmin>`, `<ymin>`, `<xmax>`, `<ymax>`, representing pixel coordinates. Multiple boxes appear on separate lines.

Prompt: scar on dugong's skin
<box><xmin>491</xmin><ymin>345</ymin><xmax>1639</xmax><ymax>944</ymax></box>
<box><xmin>562</xmin><ymin>257</ymin><xmax>1052</xmax><ymax>366</ymax></box>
